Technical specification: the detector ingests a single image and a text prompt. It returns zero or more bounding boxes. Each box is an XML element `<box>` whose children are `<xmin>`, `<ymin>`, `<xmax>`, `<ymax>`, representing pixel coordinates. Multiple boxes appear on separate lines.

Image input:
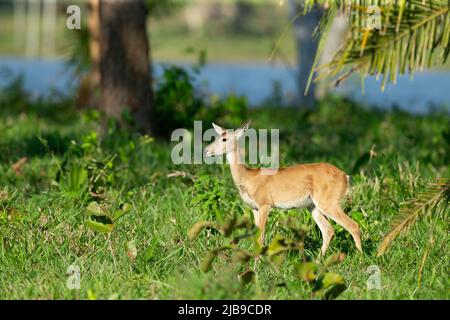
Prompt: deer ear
<box><xmin>235</xmin><ymin>121</ymin><xmax>250</xmax><ymax>140</ymax></box>
<box><xmin>212</xmin><ymin>123</ymin><xmax>224</xmax><ymax>135</ymax></box>
<box><xmin>241</xmin><ymin>120</ymin><xmax>251</xmax><ymax>132</ymax></box>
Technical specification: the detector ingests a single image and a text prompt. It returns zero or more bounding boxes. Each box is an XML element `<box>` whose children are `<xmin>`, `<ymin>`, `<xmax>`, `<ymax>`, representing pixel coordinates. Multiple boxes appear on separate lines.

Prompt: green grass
<box><xmin>0</xmin><ymin>78</ymin><xmax>449</xmax><ymax>299</ymax></box>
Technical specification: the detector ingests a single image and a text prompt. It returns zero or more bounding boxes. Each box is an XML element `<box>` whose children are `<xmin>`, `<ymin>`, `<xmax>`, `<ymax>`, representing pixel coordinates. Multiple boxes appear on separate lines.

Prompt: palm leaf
<box><xmin>303</xmin><ymin>0</ymin><xmax>450</xmax><ymax>91</ymax></box>
<box><xmin>377</xmin><ymin>178</ymin><xmax>450</xmax><ymax>256</ymax></box>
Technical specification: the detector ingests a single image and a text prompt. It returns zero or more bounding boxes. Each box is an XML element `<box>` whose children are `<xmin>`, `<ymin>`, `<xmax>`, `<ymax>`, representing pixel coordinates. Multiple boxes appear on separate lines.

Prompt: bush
<box><xmin>154</xmin><ymin>65</ymin><xmax>248</xmax><ymax>138</ymax></box>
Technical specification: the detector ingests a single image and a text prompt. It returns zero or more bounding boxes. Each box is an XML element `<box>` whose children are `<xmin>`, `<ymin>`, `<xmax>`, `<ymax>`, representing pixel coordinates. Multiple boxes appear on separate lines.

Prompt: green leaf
<box><xmin>295</xmin><ymin>262</ymin><xmax>318</xmax><ymax>282</ymax></box>
<box><xmin>312</xmin><ymin>271</ymin><xmax>347</xmax><ymax>300</ymax></box>
<box><xmin>324</xmin><ymin>252</ymin><xmax>346</xmax><ymax>268</ymax></box>
<box><xmin>85</xmin><ymin>219</ymin><xmax>114</xmax><ymax>233</ymax></box>
<box><xmin>86</xmin><ymin>289</ymin><xmax>97</xmax><ymax>300</ymax></box>
<box><xmin>188</xmin><ymin>221</ymin><xmax>216</xmax><ymax>241</ymax></box>
<box><xmin>320</xmin><ymin>272</ymin><xmax>347</xmax><ymax>300</ymax></box>
<box><xmin>113</xmin><ymin>203</ymin><xmax>131</xmax><ymax>222</ymax></box>
<box><xmin>267</xmin><ymin>235</ymin><xmax>290</xmax><ymax>256</ymax></box>
<box><xmin>323</xmin><ymin>282</ymin><xmax>347</xmax><ymax>300</ymax></box>
<box><xmin>68</xmin><ymin>166</ymin><xmax>88</xmax><ymax>192</ymax></box>
<box><xmin>87</xmin><ymin>201</ymin><xmax>108</xmax><ymax>217</ymax></box>
<box><xmin>322</xmin><ymin>272</ymin><xmax>345</xmax><ymax>287</ymax></box>
<box><xmin>304</xmin><ymin>1</ymin><xmax>450</xmax><ymax>92</ymax></box>
<box><xmin>235</xmin><ymin>215</ymin><xmax>251</xmax><ymax>229</ymax></box>
<box><xmin>221</xmin><ymin>216</ymin><xmax>237</xmax><ymax>237</ymax></box>
<box><xmin>233</xmin><ymin>249</ymin><xmax>253</xmax><ymax>263</ymax></box>
<box><xmin>200</xmin><ymin>251</ymin><xmax>218</xmax><ymax>272</ymax></box>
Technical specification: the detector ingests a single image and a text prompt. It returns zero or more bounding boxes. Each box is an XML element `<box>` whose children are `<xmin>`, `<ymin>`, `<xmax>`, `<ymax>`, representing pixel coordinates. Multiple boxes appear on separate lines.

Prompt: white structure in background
<box><xmin>13</xmin><ymin>0</ymin><xmax>26</xmax><ymax>50</ymax></box>
<box><xmin>13</xmin><ymin>0</ymin><xmax>58</xmax><ymax>58</ymax></box>
<box><xmin>184</xmin><ymin>0</ymin><xmax>236</xmax><ymax>32</ymax></box>
<box><xmin>42</xmin><ymin>0</ymin><xmax>57</xmax><ymax>56</ymax></box>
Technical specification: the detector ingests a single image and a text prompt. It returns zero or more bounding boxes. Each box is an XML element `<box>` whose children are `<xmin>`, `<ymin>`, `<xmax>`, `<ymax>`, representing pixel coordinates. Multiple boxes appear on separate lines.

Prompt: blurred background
<box><xmin>0</xmin><ymin>0</ymin><xmax>449</xmax><ymax>112</ymax></box>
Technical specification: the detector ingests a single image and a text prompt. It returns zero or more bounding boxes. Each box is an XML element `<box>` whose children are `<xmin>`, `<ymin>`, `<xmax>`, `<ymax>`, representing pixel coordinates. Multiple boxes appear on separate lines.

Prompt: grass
<box><xmin>0</xmin><ymin>73</ymin><xmax>449</xmax><ymax>300</ymax></box>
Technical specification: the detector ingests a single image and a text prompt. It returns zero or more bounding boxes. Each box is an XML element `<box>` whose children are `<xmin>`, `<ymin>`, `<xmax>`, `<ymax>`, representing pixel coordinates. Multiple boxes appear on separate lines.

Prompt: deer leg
<box><xmin>311</xmin><ymin>207</ymin><xmax>335</xmax><ymax>256</ymax></box>
<box><xmin>252</xmin><ymin>209</ymin><xmax>260</xmax><ymax>226</ymax></box>
<box><xmin>257</xmin><ymin>205</ymin><xmax>270</xmax><ymax>244</ymax></box>
<box><xmin>318</xmin><ymin>205</ymin><xmax>363</xmax><ymax>253</ymax></box>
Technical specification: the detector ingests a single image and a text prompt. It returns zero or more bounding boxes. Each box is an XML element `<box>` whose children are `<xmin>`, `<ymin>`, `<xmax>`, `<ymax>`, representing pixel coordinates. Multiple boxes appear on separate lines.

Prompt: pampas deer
<box><xmin>204</xmin><ymin>121</ymin><xmax>362</xmax><ymax>256</ymax></box>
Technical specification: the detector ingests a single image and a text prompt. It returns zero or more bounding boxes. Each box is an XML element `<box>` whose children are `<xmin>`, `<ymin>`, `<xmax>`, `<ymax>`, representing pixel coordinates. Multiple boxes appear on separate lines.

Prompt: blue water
<box><xmin>0</xmin><ymin>57</ymin><xmax>449</xmax><ymax>113</ymax></box>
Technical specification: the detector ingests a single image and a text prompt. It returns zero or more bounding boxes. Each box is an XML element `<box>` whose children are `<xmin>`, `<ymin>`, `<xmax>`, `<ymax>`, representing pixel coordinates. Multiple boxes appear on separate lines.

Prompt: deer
<box><xmin>204</xmin><ymin>121</ymin><xmax>362</xmax><ymax>256</ymax></box>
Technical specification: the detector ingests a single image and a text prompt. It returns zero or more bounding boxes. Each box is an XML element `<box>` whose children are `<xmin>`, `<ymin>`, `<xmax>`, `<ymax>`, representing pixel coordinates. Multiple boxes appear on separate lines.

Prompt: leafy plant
<box><xmin>64</xmin><ymin>25</ymin><xmax>91</xmax><ymax>79</ymax></box>
<box><xmin>64</xmin><ymin>165</ymin><xmax>89</xmax><ymax>195</ymax></box>
<box><xmin>378</xmin><ymin>178</ymin><xmax>450</xmax><ymax>256</ymax></box>
<box><xmin>298</xmin><ymin>1</ymin><xmax>450</xmax><ymax>91</ymax></box>
<box><xmin>203</xmin><ymin>94</ymin><xmax>249</xmax><ymax>129</ymax></box>
<box><xmin>188</xmin><ymin>215</ymin><xmax>348</xmax><ymax>299</ymax></box>
<box><xmin>57</xmin><ymin>131</ymin><xmax>118</xmax><ymax>197</ymax></box>
<box><xmin>154</xmin><ymin>66</ymin><xmax>205</xmax><ymax>137</ymax></box>
<box><xmin>154</xmin><ymin>65</ymin><xmax>248</xmax><ymax>138</ymax></box>
<box><xmin>189</xmin><ymin>174</ymin><xmax>231</xmax><ymax>222</ymax></box>
<box><xmin>85</xmin><ymin>201</ymin><xmax>132</xmax><ymax>234</ymax></box>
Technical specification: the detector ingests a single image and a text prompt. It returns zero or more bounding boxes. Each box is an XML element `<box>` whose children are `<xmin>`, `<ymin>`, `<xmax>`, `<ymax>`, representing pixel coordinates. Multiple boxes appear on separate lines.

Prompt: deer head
<box><xmin>204</xmin><ymin>121</ymin><xmax>250</xmax><ymax>157</ymax></box>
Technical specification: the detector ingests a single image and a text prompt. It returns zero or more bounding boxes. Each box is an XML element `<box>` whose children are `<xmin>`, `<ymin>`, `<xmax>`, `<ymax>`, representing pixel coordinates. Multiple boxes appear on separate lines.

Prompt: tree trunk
<box><xmin>316</xmin><ymin>15</ymin><xmax>347</xmax><ymax>99</ymax></box>
<box><xmin>288</xmin><ymin>0</ymin><xmax>323</xmax><ymax>108</ymax></box>
<box><xmin>88</xmin><ymin>0</ymin><xmax>101</xmax><ymax>90</ymax></box>
<box><xmin>99</xmin><ymin>0</ymin><xmax>154</xmax><ymax>133</ymax></box>
<box><xmin>76</xmin><ymin>0</ymin><xmax>101</xmax><ymax>109</ymax></box>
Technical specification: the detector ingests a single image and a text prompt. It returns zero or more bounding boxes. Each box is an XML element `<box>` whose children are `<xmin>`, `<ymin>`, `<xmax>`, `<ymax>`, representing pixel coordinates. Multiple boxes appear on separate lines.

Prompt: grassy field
<box><xmin>0</xmin><ymin>73</ymin><xmax>449</xmax><ymax>299</ymax></box>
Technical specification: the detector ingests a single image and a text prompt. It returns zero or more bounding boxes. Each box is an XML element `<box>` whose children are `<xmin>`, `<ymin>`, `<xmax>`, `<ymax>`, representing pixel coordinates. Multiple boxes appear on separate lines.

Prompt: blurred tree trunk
<box><xmin>76</xmin><ymin>0</ymin><xmax>101</xmax><ymax>109</ymax></box>
<box><xmin>99</xmin><ymin>0</ymin><xmax>154</xmax><ymax>133</ymax></box>
<box><xmin>316</xmin><ymin>15</ymin><xmax>347</xmax><ymax>99</ymax></box>
<box><xmin>88</xmin><ymin>0</ymin><xmax>101</xmax><ymax>93</ymax></box>
<box><xmin>288</xmin><ymin>0</ymin><xmax>323</xmax><ymax>108</ymax></box>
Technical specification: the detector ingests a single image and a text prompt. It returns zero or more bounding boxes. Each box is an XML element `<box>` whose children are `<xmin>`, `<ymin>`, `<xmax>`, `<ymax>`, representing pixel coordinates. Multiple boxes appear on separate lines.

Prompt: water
<box><xmin>0</xmin><ymin>57</ymin><xmax>449</xmax><ymax>113</ymax></box>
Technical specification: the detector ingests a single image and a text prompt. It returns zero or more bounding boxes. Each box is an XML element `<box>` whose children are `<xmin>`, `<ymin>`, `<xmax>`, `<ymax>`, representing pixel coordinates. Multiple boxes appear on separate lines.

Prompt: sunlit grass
<box><xmin>0</xmin><ymin>75</ymin><xmax>448</xmax><ymax>299</ymax></box>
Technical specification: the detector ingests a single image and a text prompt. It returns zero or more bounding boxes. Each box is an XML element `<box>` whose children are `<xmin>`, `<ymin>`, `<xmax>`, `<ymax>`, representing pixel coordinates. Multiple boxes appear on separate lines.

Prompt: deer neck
<box><xmin>226</xmin><ymin>142</ymin><xmax>249</xmax><ymax>188</ymax></box>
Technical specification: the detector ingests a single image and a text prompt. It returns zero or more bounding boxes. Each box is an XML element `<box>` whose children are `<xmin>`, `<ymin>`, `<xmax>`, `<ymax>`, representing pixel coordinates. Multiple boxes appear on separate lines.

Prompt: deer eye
<box><xmin>222</xmin><ymin>138</ymin><xmax>227</xmax><ymax>142</ymax></box>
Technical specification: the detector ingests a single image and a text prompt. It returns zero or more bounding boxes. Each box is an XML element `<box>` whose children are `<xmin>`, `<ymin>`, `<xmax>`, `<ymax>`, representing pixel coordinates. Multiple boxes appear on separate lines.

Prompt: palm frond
<box><xmin>377</xmin><ymin>178</ymin><xmax>450</xmax><ymax>257</ymax></box>
<box><xmin>303</xmin><ymin>0</ymin><xmax>450</xmax><ymax>92</ymax></box>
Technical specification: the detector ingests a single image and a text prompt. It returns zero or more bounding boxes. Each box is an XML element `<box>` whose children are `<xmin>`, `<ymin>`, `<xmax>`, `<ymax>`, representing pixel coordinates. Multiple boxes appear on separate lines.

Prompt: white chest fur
<box><xmin>274</xmin><ymin>196</ymin><xmax>313</xmax><ymax>210</ymax></box>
